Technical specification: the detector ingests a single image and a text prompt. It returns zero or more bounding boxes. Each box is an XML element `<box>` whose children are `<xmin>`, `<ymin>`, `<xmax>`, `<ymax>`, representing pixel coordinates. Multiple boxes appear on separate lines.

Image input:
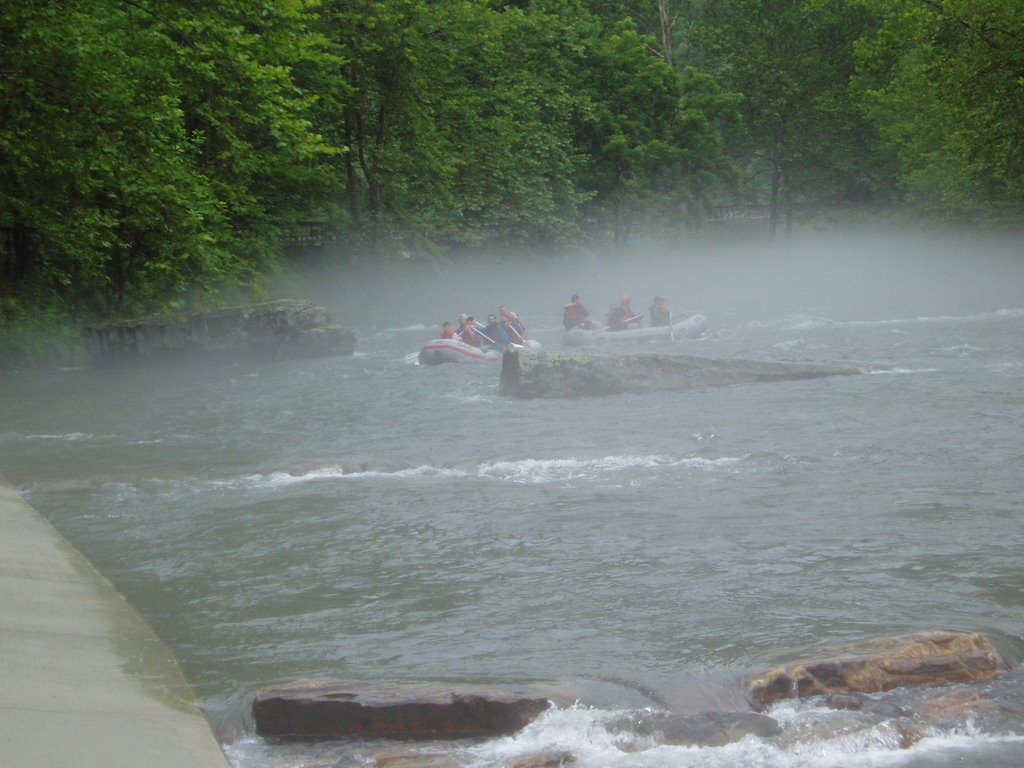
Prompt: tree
<box><xmin>421</xmin><ymin>2</ymin><xmax>589</xmax><ymax>249</ymax></box>
<box><xmin>573</xmin><ymin>17</ymin><xmax>739</xmax><ymax>246</ymax></box>
<box><xmin>689</xmin><ymin>0</ymin><xmax>882</xmax><ymax>238</ymax></box>
<box><xmin>0</xmin><ymin>0</ymin><xmax>338</xmax><ymax>319</ymax></box>
<box><xmin>853</xmin><ymin>0</ymin><xmax>1024</xmax><ymax>222</ymax></box>
<box><xmin>318</xmin><ymin>0</ymin><xmax>590</xmax><ymax>253</ymax></box>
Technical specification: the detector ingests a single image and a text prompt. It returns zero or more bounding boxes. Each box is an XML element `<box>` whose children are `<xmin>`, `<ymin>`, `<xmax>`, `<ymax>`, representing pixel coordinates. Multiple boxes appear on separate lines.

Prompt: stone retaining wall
<box><xmin>83</xmin><ymin>299</ymin><xmax>356</xmax><ymax>366</ymax></box>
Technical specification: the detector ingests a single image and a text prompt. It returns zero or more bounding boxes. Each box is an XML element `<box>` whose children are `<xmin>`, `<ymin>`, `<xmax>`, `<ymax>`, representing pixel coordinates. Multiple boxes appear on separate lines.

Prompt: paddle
<box><xmin>593</xmin><ymin>314</ymin><xmax>643</xmax><ymax>334</ymax></box>
<box><xmin>472</xmin><ymin>321</ymin><xmax>499</xmax><ymax>347</ymax></box>
<box><xmin>504</xmin><ymin>320</ymin><xmax>526</xmax><ymax>345</ymax></box>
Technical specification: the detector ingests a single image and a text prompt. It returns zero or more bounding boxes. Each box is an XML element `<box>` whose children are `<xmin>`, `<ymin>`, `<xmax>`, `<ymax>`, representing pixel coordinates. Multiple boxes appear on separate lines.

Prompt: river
<box><xmin>3</xmin><ymin>230</ymin><xmax>1024</xmax><ymax>767</ymax></box>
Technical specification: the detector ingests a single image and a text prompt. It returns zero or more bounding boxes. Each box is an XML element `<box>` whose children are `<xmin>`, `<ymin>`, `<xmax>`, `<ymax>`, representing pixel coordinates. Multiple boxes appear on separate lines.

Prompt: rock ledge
<box><xmin>746</xmin><ymin>630</ymin><xmax>1010</xmax><ymax>710</ymax></box>
<box><xmin>252</xmin><ymin>680</ymin><xmax>551</xmax><ymax>740</ymax></box>
<box><xmin>83</xmin><ymin>299</ymin><xmax>356</xmax><ymax>366</ymax></box>
<box><xmin>500</xmin><ymin>348</ymin><xmax>867</xmax><ymax>398</ymax></box>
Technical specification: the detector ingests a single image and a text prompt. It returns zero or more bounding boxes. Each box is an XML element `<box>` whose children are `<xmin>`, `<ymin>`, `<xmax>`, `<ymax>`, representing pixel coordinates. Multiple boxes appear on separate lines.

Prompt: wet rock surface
<box><xmin>499</xmin><ymin>348</ymin><xmax>867</xmax><ymax>398</ymax></box>
<box><xmin>248</xmin><ymin>635</ymin><xmax>1021</xmax><ymax>765</ymax></box>
<box><xmin>746</xmin><ymin>631</ymin><xmax>1010</xmax><ymax>710</ymax></box>
<box><xmin>252</xmin><ymin>680</ymin><xmax>550</xmax><ymax>740</ymax></box>
<box><xmin>608</xmin><ymin>711</ymin><xmax>782</xmax><ymax>749</ymax></box>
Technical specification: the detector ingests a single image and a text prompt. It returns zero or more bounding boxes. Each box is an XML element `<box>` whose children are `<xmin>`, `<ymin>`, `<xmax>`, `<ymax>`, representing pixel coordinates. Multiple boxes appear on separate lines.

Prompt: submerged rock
<box><xmin>746</xmin><ymin>631</ymin><xmax>1010</xmax><ymax>710</ymax></box>
<box><xmin>252</xmin><ymin>680</ymin><xmax>550</xmax><ymax>740</ymax></box>
<box><xmin>609</xmin><ymin>710</ymin><xmax>781</xmax><ymax>749</ymax></box>
<box><xmin>371</xmin><ymin>746</ymin><xmax>575</xmax><ymax>768</ymax></box>
<box><xmin>499</xmin><ymin>348</ymin><xmax>867</xmax><ymax>398</ymax></box>
<box><xmin>373</xmin><ymin>746</ymin><xmax>464</xmax><ymax>768</ymax></box>
<box><xmin>83</xmin><ymin>299</ymin><xmax>356</xmax><ymax>366</ymax></box>
<box><xmin>911</xmin><ymin>686</ymin><xmax>999</xmax><ymax>724</ymax></box>
<box><xmin>506</xmin><ymin>750</ymin><xmax>577</xmax><ymax>768</ymax></box>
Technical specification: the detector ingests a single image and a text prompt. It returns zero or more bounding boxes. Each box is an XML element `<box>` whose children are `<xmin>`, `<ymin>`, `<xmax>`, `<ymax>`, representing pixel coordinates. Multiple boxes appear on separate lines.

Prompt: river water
<box><xmin>3</xmin><ymin>231</ymin><xmax>1024</xmax><ymax>767</ymax></box>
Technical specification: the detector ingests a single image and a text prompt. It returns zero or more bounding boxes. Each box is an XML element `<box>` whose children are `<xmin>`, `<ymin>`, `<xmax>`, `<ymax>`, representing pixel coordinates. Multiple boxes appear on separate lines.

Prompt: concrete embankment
<box><xmin>0</xmin><ymin>478</ymin><xmax>230</xmax><ymax>768</ymax></box>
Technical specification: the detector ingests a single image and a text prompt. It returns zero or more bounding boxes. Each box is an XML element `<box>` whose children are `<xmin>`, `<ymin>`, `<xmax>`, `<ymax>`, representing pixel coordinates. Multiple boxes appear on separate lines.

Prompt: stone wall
<box><xmin>83</xmin><ymin>299</ymin><xmax>356</xmax><ymax>366</ymax></box>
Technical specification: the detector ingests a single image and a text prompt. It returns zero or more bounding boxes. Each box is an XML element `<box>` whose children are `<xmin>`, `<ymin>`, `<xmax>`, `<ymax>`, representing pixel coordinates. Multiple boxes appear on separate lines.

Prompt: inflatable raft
<box><xmin>564</xmin><ymin>314</ymin><xmax>707</xmax><ymax>346</ymax></box>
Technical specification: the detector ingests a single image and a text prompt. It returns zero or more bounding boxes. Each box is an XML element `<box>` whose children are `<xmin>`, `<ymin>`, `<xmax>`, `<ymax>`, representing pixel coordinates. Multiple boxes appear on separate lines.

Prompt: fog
<box><xmin>279</xmin><ymin>227</ymin><xmax>1024</xmax><ymax>336</ymax></box>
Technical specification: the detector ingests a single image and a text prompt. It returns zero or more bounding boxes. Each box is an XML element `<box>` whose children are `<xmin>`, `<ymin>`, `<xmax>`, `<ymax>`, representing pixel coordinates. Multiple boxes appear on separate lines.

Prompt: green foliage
<box><xmin>688</xmin><ymin>0</ymin><xmax>884</xmax><ymax>234</ymax></box>
<box><xmin>853</xmin><ymin>0</ymin><xmax>1024</xmax><ymax>222</ymax></box>
<box><xmin>572</xmin><ymin>16</ymin><xmax>739</xmax><ymax>245</ymax></box>
<box><xmin>4</xmin><ymin>0</ymin><xmax>1022</xmax><ymax>364</ymax></box>
<box><xmin>421</xmin><ymin>2</ymin><xmax>589</xmax><ymax>248</ymax></box>
<box><xmin>0</xmin><ymin>0</ymin><xmax>338</xmax><ymax>323</ymax></box>
<box><xmin>0</xmin><ymin>298</ymin><xmax>86</xmax><ymax>367</ymax></box>
<box><xmin>317</xmin><ymin>0</ymin><xmax>588</xmax><ymax>252</ymax></box>
<box><xmin>315</xmin><ymin>0</ymin><xmax>732</xmax><ymax>252</ymax></box>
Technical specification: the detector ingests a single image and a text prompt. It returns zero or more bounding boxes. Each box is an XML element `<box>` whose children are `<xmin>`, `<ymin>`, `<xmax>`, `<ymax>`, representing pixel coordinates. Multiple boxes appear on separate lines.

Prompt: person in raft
<box><xmin>607</xmin><ymin>294</ymin><xmax>640</xmax><ymax>330</ymax></box>
<box><xmin>480</xmin><ymin>314</ymin><xmax>510</xmax><ymax>350</ymax></box>
<box><xmin>459</xmin><ymin>316</ymin><xmax>482</xmax><ymax>347</ymax></box>
<box><xmin>440</xmin><ymin>321</ymin><xmax>457</xmax><ymax>339</ymax></box>
<box><xmin>499</xmin><ymin>305</ymin><xmax>526</xmax><ymax>343</ymax></box>
<box><xmin>648</xmin><ymin>296</ymin><xmax>672</xmax><ymax>326</ymax></box>
<box><xmin>563</xmin><ymin>294</ymin><xmax>594</xmax><ymax>330</ymax></box>
<box><xmin>505</xmin><ymin>311</ymin><xmax>526</xmax><ymax>342</ymax></box>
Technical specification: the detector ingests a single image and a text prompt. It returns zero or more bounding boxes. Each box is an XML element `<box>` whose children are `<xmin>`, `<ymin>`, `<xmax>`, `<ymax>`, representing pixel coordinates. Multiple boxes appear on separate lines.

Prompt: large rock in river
<box><xmin>499</xmin><ymin>348</ymin><xmax>867</xmax><ymax>398</ymax></box>
<box><xmin>252</xmin><ymin>680</ymin><xmax>551</xmax><ymax>740</ymax></box>
<box><xmin>83</xmin><ymin>299</ymin><xmax>356</xmax><ymax>365</ymax></box>
<box><xmin>746</xmin><ymin>631</ymin><xmax>1010</xmax><ymax>711</ymax></box>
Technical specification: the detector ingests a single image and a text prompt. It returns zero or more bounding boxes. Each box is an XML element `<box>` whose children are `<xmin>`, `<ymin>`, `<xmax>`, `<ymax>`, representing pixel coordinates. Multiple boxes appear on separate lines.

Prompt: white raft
<box><xmin>415</xmin><ymin>337</ymin><xmax>543</xmax><ymax>365</ymax></box>
<box><xmin>417</xmin><ymin>338</ymin><xmax>503</xmax><ymax>364</ymax></box>
<box><xmin>563</xmin><ymin>314</ymin><xmax>707</xmax><ymax>346</ymax></box>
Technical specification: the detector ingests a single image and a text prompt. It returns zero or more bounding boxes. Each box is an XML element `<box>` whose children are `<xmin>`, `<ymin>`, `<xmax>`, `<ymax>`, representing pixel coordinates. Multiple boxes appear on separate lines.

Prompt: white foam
<box><xmin>749</xmin><ymin>308</ymin><xmax>1024</xmax><ymax>332</ymax></box>
<box><xmin>232</xmin><ymin>464</ymin><xmax>471</xmax><ymax>489</ymax></box>
<box><xmin>226</xmin><ymin>455</ymin><xmax>744</xmax><ymax>489</ymax></box>
<box><xmin>868</xmin><ymin>367</ymin><xmax>938</xmax><ymax>375</ymax></box>
<box><xmin>455</xmin><ymin>702</ymin><xmax>1024</xmax><ymax>768</ymax></box>
<box><xmin>476</xmin><ymin>455</ymin><xmax>741</xmax><ymax>483</ymax></box>
<box><xmin>25</xmin><ymin>432</ymin><xmax>96</xmax><ymax>441</ymax></box>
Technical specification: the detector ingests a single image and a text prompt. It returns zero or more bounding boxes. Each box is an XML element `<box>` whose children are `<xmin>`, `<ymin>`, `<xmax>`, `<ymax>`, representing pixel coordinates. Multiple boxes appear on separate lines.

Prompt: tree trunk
<box><xmin>657</xmin><ymin>0</ymin><xmax>674</xmax><ymax>67</ymax></box>
<box><xmin>768</xmin><ymin>161</ymin><xmax>781</xmax><ymax>242</ymax></box>
<box><xmin>344</xmin><ymin>114</ymin><xmax>359</xmax><ymax>224</ymax></box>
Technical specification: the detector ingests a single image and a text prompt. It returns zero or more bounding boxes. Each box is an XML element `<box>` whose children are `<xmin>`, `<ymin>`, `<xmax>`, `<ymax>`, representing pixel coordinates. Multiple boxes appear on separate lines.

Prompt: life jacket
<box><xmin>459</xmin><ymin>328</ymin><xmax>481</xmax><ymax>347</ymax></box>
<box><xmin>484</xmin><ymin>323</ymin><xmax>506</xmax><ymax>346</ymax></box>
<box><xmin>649</xmin><ymin>305</ymin><xmax>670</xmax><ymax>326</ymax></box>
<box><xmin>564</xmin><ymin>303</ymin><xmax>586</xmax><ymax>328</ymax></box>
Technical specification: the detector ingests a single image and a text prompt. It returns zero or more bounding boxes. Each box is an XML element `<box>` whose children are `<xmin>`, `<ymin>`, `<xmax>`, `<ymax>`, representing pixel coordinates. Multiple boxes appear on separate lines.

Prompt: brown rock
<box><xmin>609</xmin><ymin>711</ymin><xmax>781</xmax><ymax>749</ymax></box>
<box><xmin>371</xmin><ymin>745</ymin><xmax>576</xmax><ymax>768</ymax></box>
<box><xmin>659</xmin><ymin>712</ymin><xmax>782</xmax><ymax>747</ymax></box>
<box><xmin>252</xmin><ymin>680</ymin><xmax>550</xmax><ymax>740</ymax></box>
<box><xmin>746</xmin><ymin>631</ymin><xmax>1010</xmax><ymax>710</ymax></box>
<box><xmin>823</xmin><ymin>693</ymin><xmax>864</xmax><ymax>710</ymax></box>
<box><xmin>506</xmin><ymin>750</ymin><xmax>577</xmax><ymax>768</ymax></box>
<box><xmin>373</xmin><ymin>746</ymin><xmax>463</xmax><ymax>768</ymax></box>
<box><xmin>893</xmin><ymin>721</ymin><xmax>929</xmax><ymax>749</ymax></box>
<box><xmin>912</xmin><ymin>687</ymin><xmax>998</xmax><ymax>724</ymax></box>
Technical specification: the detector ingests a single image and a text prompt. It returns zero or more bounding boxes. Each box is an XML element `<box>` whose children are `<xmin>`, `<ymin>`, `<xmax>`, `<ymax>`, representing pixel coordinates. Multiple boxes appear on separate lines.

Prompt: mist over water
<box><xmin>3</xmin><ymin>230</ymin><xmax>1024</xmax><ymax>768</ymax></box>
<box><xmin>286</xmin><ymin>228</ymin><xmax>1024</xmax><ymax>333</ymax></box>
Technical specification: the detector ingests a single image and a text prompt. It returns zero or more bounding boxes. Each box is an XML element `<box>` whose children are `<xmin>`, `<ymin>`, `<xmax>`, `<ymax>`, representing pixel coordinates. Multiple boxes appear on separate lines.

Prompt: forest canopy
<box><xmin>1</xmin><ymin>0</ymin><xmax>1022</xmax><ymax>358</ymax></box>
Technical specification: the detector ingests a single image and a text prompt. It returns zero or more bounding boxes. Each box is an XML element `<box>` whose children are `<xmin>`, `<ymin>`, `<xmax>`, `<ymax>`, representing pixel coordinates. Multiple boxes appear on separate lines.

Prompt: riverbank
<box><xmin>0</xmin><ymin>477</ymin><xmax>230</xmax><ymax>768</ymax></box>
